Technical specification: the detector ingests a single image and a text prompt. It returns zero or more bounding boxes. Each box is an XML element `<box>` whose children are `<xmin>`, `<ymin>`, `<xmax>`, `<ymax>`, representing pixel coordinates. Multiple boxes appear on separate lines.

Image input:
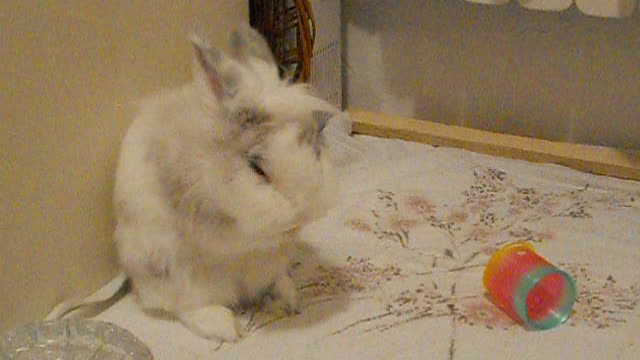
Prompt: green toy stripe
<box><xmin>513</xmin><ymin>265</ymin><xmax>577</xmax><ymax>330</ymax></box>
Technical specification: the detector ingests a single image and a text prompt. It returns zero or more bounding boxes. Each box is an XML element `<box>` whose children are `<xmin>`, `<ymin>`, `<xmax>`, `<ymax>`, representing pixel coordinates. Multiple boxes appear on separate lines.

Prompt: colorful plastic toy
<box><xmin>483</xmin><ymin>242</ymin><xmax>577</xmax><ymax>330</ymax></box>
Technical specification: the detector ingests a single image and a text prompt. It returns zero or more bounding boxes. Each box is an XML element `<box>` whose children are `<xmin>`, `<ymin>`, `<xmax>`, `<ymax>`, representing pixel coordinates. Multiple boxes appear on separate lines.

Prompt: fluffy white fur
<box><xmin>113</xmin><ymin>26</ymin><xmax>337</xmax><ymax>342</ymax></box>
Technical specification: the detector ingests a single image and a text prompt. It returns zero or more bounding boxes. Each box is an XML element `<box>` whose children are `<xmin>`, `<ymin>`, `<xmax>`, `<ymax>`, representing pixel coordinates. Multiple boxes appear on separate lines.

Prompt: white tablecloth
<box><xmin>97</xmin><ymin>133</ymin><xmax>640</xmax><ymax>359</ymax></box>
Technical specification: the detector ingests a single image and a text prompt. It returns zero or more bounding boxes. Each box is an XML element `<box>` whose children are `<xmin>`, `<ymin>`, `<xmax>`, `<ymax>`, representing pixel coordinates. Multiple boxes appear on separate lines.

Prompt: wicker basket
<box><xmin>249</xmin><ymin>0</ymin><xmax>316</xmax><ymax>82</ymax></box>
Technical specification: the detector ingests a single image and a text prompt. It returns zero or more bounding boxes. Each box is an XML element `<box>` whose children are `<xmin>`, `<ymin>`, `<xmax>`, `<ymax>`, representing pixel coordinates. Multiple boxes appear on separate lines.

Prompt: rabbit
<box><xmin>113</xmin><ymin>25</ymin><xmax>338</xmax><ymax>342</ymax></box>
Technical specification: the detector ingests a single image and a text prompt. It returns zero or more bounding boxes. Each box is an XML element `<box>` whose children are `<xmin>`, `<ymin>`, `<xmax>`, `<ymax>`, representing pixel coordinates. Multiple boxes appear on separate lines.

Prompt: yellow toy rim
<box><xmin>482</xmin><ymin>242</ymin><xmax>536</xmax><ymax>290</ymax></box>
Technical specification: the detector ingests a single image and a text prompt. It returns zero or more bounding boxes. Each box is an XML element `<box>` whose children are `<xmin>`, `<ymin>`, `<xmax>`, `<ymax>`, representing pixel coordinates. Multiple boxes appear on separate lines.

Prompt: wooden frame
<box><xmin>350</xmin><ymin>110</ymin><xmax>640</xmax><ymax>181</ymax></box>
<box><xmin>249</xmin><ymin>0</ymin><xmax>315</xmax><ymax>82</ymax></box>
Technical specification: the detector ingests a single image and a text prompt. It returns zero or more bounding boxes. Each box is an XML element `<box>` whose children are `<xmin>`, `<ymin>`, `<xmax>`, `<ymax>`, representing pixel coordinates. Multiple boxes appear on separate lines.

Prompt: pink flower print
<box><xmin>382</xmin><ymin>214</ymin><xmax>421</xmax><ymax>232</ymax></box>
<box><xmin>405</xmin><ymin>195</ymin><xmax>435</xmax><ymax>216</ymax></box>
<box><xmin>466</xmin><ymin>226</ymin><xmax>494</xmax><ymax>244</ymax></box>
<box><xmin>461</xmin><ymin>301</ymin><xmax>514</xmax><ymax>329</ymax></box>
<box><xmin>300</xmin><ymin>258</ymin><xmax>404</xmax><ymax>298</ymax></box>
<box><xmin>535</xmin><ymin>229</ymin><xmax>555</xmax><ymax>243</ymax></box>
<box><xmin>469</xmin><ymin>199</ymin><xmax>491</xmax><ymax>215</ymax></box>
<box><xmin>508</xmin><ymin>206</ymin><xmax>523</xmax><ymax>216</ymax></box>
<box><xmin>479</xmin><ymin>245</ymin><xmax>498</xmax><ymax>256</ymax></box>
<box><xmin>539</xmin><ymin>198</ymin><xmax>559</xmax><ymax>215</ymax></box>
<box><xmin>447</xmin><ymin>208</ymin><xmax>469</xmax><ymax>224</ymax></box>
<box><xmin>345</xmin><ymin>218</ymin><xmax>372</xmax><ymax>232</ymax></box>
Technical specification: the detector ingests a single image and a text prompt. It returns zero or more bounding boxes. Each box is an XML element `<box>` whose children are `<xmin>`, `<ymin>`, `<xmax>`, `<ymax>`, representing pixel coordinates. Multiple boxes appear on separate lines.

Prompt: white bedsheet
<box><xmin>97</xmin><ymin>134</ymin><xmax>640</xmax><ymax>360</ymax></box>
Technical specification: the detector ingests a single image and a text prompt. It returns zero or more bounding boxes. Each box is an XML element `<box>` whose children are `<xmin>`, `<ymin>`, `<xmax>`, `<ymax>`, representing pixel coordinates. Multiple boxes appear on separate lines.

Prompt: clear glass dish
<box><xmin>0</xmin><ymin>319</ymin><xmax>153</xmax><ymax>360</ymax></box>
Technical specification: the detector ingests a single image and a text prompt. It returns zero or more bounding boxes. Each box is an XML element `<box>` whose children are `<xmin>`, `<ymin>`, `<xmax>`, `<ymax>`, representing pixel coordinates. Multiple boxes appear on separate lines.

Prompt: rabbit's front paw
<box><xmin>179</xmin><ymin>305</ymin><xmax>239</xmax><ymax>342</ymax></box>
<box><xmin>238</xmin><ymin>198</ymin><xmax>298</xmax><ymax>236</ymax></box>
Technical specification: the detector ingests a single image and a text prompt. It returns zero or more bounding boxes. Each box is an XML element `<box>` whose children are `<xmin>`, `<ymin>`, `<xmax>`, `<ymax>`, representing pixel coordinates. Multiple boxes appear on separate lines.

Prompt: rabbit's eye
<box><xmin>245</xmin><ymin>110</ymin><xmax>257</xmax><ymax>124</ymax></box>
<box><xmin>248</xmin><ymin>154</ymin><xmax>269</xmax><ymax>181</ymax></box>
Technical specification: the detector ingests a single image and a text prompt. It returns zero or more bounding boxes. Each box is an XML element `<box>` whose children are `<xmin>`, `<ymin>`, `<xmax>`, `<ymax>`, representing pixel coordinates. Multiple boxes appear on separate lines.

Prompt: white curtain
<box><xmin>465</xmin><ymin>0</ymin><xmax>638</xmax><ymax>18</ymax></box>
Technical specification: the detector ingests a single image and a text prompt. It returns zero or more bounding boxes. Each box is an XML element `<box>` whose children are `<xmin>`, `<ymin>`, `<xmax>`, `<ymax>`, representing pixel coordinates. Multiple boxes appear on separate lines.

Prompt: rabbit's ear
<box><xmin>229</xmin><ymin>24</ymin><xmax>276</xmax><ymax>67</ymax></box>
<box><xmin>190</xmin><ymin>34</ymin><xmax>240</xmax><ymax>100</ymax></box>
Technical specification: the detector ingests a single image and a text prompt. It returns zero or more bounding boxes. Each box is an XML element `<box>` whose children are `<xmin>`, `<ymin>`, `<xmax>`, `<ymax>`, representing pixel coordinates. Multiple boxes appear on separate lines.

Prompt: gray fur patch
<box><xmin>235</xmin><ymin>107</ymin><xmax>271</xmax><ymax>129</ymax></box>
<box><xmin>298</xmin><ymin>113</ymin><xmax>328</xmax><ymax>158</ymax></box>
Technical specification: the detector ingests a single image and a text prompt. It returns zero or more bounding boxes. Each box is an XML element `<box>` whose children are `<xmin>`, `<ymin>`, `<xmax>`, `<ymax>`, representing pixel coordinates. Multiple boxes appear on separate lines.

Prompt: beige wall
<box><xmin>343</xmin><ymin>1</ymin><xmax>640</xmax><ymax>149</ymax></box>
<box><xmin>1</xmin><ymin>1</ymin><xmax>247</xmax><ymax>332</ymax></box>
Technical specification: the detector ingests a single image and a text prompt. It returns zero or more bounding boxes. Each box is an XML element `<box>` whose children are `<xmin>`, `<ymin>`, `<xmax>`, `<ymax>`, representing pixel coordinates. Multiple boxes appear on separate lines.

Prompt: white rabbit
<box><xmin>113</xmin><ymin>25</ymin><xmax>338</xmax><ymax>342</ymax></box>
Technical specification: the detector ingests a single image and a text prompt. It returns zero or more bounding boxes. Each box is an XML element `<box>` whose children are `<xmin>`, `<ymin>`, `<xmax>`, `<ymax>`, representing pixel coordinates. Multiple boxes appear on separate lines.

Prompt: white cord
<box><xmin>45</xmin><ymin>272</ymin><xmax>129</xmax><ymax>320</ymax></box>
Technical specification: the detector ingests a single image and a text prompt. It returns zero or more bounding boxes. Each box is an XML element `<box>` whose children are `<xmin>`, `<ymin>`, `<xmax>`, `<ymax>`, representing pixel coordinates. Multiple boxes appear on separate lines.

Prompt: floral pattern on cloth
<box><xmin>334</xmin><ymin>168</ymin><xmax>639</xmax><ymax>330</ymax></box>
<box><xmin>97</xmin><ymin>138</ymin><xmax>640</xmax><ymax>360</ymax></box>
<box><xmin>236</xmin><ymin>165</ymin><xmax>640</xmax><ymax>359</ymax></box>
